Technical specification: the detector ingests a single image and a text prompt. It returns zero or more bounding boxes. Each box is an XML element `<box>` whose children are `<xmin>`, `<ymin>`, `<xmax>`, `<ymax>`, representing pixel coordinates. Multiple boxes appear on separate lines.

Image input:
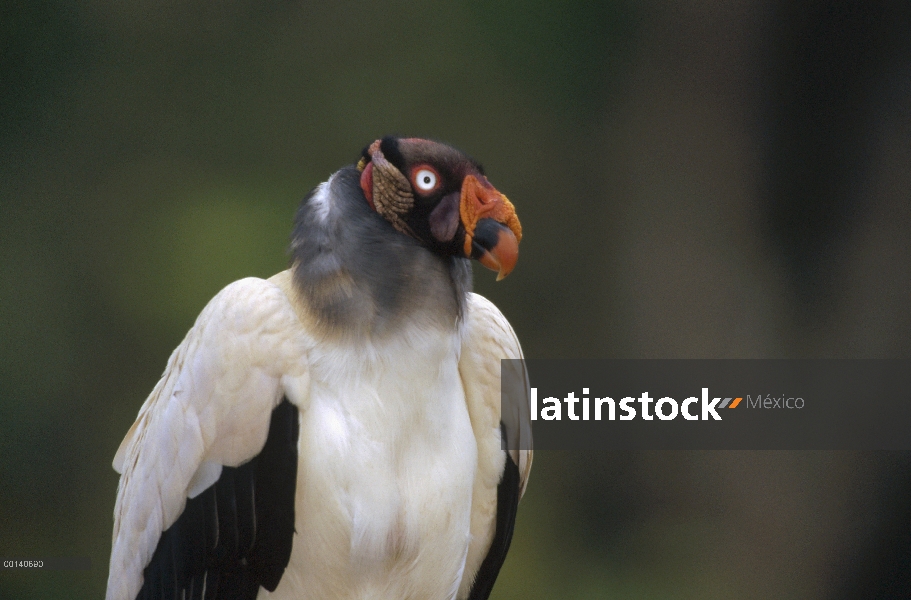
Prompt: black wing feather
<box><xmin>249</xmin><ymin>396</ymin><xmax>300</xmax><ymax>590</ymax></box>
<box><xmin>136</xmin><ymin>397</ymin><xmax>300</xmax><ymax>600</ymax></box>
<box><xmin>466</xmin><ymin>422</ymin><xmax>522</xmax><ymax>600</ymax></box>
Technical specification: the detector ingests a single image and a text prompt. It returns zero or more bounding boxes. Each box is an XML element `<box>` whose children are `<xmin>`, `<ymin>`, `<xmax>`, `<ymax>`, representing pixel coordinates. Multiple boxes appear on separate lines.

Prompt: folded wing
<box><xmin>107</xmin><ymin>278</ymin><xmax>310</xmax><ymax>600</ymax></box>
<box><xmin>458</xmin><ymin>293</ymin><xmax>533</xmax><ymax>600</ymax></box>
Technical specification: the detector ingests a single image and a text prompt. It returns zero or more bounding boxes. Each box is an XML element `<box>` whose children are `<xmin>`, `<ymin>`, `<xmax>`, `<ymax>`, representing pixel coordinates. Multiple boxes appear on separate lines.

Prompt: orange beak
<box><xmin>460</xmin><ymin>174</ymin><xmax>523</xmax><ymax>280</ymax></box>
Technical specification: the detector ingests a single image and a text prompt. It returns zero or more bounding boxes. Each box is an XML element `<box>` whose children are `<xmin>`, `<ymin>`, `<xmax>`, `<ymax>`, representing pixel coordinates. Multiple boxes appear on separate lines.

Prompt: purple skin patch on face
<box><xmin>428</xmin><ymin>191</ymin><xmax>461</xmax><ymax>242</ymax></box>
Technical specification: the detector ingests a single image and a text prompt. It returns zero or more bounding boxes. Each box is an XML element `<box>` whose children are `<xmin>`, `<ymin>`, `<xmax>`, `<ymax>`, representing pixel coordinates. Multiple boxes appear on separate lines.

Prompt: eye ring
<box><xmin>412</xmin><ymin>167</ymin><xmax>439</xmax><ymax>193</ymax></box>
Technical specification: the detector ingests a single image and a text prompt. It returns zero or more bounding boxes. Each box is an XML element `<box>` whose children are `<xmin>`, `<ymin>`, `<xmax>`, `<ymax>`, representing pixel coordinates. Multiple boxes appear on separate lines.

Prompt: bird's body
<box><xmin>107</xmin><ymin>138</ymin><xmax>531</xmax><ymax>600</ymax></box>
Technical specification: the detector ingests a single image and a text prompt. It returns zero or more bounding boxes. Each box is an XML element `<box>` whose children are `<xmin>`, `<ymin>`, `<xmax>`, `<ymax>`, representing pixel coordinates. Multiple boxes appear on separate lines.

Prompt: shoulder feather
<box><xmin>461</xmin><ymin>293</ymin><xmax>532</xmax><ymax>493</ymax></box>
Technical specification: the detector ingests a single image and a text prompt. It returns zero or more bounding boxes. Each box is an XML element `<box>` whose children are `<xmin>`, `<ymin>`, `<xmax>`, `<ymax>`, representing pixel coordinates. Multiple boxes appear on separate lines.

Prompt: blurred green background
<box><xmin>3</xmin><ymin>1</ymin><xmax>911</xmax><ymax>598</ymax></box>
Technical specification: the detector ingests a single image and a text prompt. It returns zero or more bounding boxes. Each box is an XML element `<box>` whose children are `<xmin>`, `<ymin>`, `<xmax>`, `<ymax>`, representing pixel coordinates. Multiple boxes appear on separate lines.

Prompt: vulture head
<box><xmin>292</xmin><ymin>136</ymin><xmax>522</xmax><ymax>335</ymax></box>
<box><xmin>357</xmin><ymin>136</ymin><xmax>522</xmax><ymax>280</ymax></box>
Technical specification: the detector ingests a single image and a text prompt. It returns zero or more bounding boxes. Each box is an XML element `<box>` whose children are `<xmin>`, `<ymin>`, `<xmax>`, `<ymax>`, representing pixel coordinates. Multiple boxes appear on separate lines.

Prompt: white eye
<box><xmin>414</xmin><ymin>168</ymin><xmax>438</xmax><ymax>192</ymax></box>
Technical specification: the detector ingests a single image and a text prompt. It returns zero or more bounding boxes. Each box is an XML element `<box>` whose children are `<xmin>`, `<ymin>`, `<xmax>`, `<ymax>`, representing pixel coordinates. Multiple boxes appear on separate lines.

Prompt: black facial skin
<box><xmin>428</xmin><ymin>192</ymin><xmax>461</xmax><ymax>243</ymax></box>
<box><xmin>362</xmin><ymin>136</ymin><xmax>488</xmax><ymax>258</ymax></box>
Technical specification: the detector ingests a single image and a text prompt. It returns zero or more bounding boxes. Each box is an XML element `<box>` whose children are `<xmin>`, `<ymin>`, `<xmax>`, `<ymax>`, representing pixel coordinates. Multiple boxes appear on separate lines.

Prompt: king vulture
<box><xmin>106</xmin><ymin>136</ymin><xmax>533</xmax><ymax>600</ymax></box>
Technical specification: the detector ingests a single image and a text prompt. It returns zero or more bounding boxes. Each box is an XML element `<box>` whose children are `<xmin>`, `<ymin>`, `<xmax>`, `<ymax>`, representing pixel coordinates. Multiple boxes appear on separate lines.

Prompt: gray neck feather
<box><xmin>290</xmin><ymin>166</ymin><xmax>471</xmax><ymax>338</ymax></box>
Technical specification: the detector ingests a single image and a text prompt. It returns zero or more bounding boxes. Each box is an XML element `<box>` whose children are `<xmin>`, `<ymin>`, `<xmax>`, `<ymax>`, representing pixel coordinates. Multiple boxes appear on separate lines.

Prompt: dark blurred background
<box><xmin>3</xmin><ymin>1</ymin><xmax>911</xmax><ymax>598</ymax></box>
